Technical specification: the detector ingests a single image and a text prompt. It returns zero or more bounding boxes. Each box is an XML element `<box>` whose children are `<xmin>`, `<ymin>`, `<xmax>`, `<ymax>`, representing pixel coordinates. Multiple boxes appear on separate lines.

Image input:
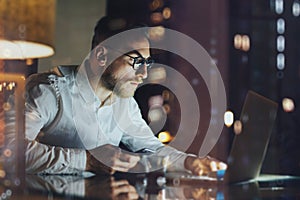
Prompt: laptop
<box><xmin>166</xmin><ymin>90</ymin><xmax>279</xmax><ymax>184</ymax></box>
<box><xmin>225</xmin><ymin>91</ymin><xmax>278</xmax><ymax>183</ymax></box>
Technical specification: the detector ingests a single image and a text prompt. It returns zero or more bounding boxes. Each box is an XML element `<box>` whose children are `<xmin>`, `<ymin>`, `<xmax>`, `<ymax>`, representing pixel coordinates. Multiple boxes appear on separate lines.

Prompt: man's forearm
<box><xmin>155</xmin><ymin>145</ymin><xmax>190</xmax><ymax>172</ymax></box>
<box><xmin>25</xmin><ymin>139</ymin><xmax>86</xmax><ymax>175</ymax></box>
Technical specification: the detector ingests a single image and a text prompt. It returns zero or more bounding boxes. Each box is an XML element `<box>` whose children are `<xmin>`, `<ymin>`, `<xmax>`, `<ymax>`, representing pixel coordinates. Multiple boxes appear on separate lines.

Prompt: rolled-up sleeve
<box><xmin>25</xmin><ymin>139</ymin><xmax>86</xmax><ymax>175</ymax></box>
<box><xmin>25</xmin><ymin>84</ymin><xmax>57</xmax><ymax>140</ymax></box>
<box><xmin>25</xmin><ymin>83</ymin><xmax>86</xmax><ymax>174</ymax></box>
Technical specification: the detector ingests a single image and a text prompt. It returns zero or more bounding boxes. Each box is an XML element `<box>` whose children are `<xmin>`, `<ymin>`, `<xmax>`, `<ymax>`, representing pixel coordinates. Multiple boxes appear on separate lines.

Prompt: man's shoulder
<box><xmin>56</xmin><ymin>65</ymin><xmax>79</xmax><ymax>77</ymax></box>
<box><xmin>26</xmin><ymin>65</ymin><xmax>79</xmax><ymax>98</ymax></box>
<box><xmin>26</xmin><ymin>65</ymin><xmax>79</xmax><ymax>88</ymax></box>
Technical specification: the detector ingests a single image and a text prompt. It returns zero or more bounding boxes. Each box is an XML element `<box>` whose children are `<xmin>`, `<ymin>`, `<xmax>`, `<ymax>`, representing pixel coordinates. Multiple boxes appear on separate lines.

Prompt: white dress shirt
<box><xmin>24</xmin><ymin>64</ymin><xmax>187</xmax><ymax>174</ymax></box>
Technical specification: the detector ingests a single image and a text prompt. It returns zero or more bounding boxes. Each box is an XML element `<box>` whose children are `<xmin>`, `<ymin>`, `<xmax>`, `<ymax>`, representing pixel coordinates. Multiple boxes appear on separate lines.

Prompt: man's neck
<box><xmin>84</xmin><ymin>61</ymin><xmax>113</xmax><ymax>106</ymax></box>
<box><xmin>95</xmin><ymin>82</ymin><xmax>114</xmax><ymax>107</ymax></box>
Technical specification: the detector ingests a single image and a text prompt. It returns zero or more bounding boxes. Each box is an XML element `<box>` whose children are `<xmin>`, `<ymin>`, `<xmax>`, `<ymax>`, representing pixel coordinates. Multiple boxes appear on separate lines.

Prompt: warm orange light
<box><xmin>162</xmin><ymin>7</ymin><xmax>172</xmax><ymax>19</ymax></box>
<box><xmin>162</xmin><ymin>90</ymin><xmax>170</xmax><ymax>101</ymax></box>
<box><xmin>0</xmin><ymin>170</ymin><xmax>6</xmax><ymax>178</ymax></box>
<box><xmin>150</xmin><ymin>0</ymin><xmax>163</xmax><ymax>10</ymax></box>
<box><xmin>163</xmin><ymin>104</ymin><xmax>171</xmax><ymax>114</ymax></box>
<box><xmin>148</xmin><ymin>26</ymin><xmax>165</xmax><ymax>42</ymax></box>
<box><xmin>158</xmin><ymin>131</ymin><xmax>173</xmax><ymax>143</ymax></box>
<box><xmin>3</xmin><ymin>149</ymin><xmax>12</xmax><ymax>157</ymax></box>
<box><xmin>151</xmin><ymin>12</ymin><xmax>163</xmax><ymax>24</ymax></box>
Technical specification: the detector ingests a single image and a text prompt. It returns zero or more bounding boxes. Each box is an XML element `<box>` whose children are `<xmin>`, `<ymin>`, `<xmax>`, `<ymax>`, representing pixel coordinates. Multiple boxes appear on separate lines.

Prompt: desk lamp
<box><xmin>0</xmin><ymin>0</ymin><xmax>56</xmax><ymax>70</ymax></box>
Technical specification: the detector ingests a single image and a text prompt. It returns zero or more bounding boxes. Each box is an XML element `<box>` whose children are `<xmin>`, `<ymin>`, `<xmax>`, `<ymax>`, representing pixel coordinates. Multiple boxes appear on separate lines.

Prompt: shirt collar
<box><xmin>75</xmin><ymin>60</ymin><xmax>100</xmax><ymax>105</ymax></box>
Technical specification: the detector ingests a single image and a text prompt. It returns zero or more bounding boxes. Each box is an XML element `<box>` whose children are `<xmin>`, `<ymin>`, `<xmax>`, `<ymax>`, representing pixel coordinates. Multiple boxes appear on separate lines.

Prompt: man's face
<box><xmin>101</xmin><ymin>37</ymin><xmax>151</xmax><ymax>98</ymax></box>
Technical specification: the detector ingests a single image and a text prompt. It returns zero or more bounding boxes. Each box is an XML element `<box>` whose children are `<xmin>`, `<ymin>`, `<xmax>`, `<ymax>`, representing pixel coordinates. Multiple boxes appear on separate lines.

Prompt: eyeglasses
<box><xmin>123</xmin><ymin>53</ymin><xmax>154</xmax><ymax>71</ymax></box>
<box><xmin>106</xmin><ymin>46</ymin><xmax>154</xmax><ymax>70</ymax></box>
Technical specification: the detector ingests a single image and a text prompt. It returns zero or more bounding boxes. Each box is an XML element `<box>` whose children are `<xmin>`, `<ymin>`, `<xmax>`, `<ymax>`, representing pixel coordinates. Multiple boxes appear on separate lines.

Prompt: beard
<box><xmin>100</xmin><ymin>69</ymin><xmax>139</xmax><ymax>98</ymax></box>
<box><xmin>101</xmin><ymin>68</ymin><xmax>117</xmax><ymax>91</ymax></box>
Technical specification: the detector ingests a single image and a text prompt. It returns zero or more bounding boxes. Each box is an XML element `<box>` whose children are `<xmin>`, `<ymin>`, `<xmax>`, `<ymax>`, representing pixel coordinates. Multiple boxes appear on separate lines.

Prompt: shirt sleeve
<box><xmin>26</xmin><ymin>174</ymin><xmax>86</xmax><ymax>197</ymax></box>
<box><xmin>25</xmin><ymin>139</ymin><xmax>86</xmax><ymax>175</ymax></box>
<box><xmin>120</xmin><ymin>98</ymin><xmax>164</xmax><ymax>152</ymax></box>
<box><xmin>119</xmin><ymin>98</ymin><xmax>192</xmax><ymax>172</ymax></box>
<box><xmin>25</xmin><ymin>82</ymin><xmax>86</xmax><ymax>174</ymax></box>
<box><xmin>156</xmin><ymin>145</ymin><xmax>197</xmax><ymax>172</ymax></box>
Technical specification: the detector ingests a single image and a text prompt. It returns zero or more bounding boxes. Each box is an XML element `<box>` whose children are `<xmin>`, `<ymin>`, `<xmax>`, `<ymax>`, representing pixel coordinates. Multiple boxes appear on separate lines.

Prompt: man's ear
<box><xmin>95</xmin><ymin>46</ymin><xmax>107</xmax><ymax>67</ymax></box>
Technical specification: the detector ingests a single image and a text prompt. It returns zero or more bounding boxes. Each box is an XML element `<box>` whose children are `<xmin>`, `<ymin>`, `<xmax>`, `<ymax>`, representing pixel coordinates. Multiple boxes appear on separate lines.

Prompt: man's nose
<box><xmin>136</xmin><ymin>65</ymin><xmax>148</xmax><ymax>79</ymax></box>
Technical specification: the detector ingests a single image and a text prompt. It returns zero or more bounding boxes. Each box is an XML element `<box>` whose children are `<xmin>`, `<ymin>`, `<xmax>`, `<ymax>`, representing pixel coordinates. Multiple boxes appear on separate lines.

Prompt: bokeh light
<box><xmin>158</xmin><ymin>131</ymin><xmax>173</xmax><ymax>143</ymax></box>
<box><xmin>224</xmin><ymin>111</ymin><xmax>234</xmax><ymax>127</ymax></box>
<box><xmin>282</xmin><ymin>97</ymin><xmax>295</xmax><ymax>112</ymax></box>
<box><xmin>233</xmin><ymin>120</ymin><xmax>243</xmax><ymax>135</ymax></box>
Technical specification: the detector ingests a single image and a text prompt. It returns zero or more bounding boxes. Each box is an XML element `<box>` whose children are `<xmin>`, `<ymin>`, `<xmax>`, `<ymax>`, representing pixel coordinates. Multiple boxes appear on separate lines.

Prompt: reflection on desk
<box><xmin>3</xmin><ymin>172</ymin><xmax>300</xmax><ymax>200</ymax></box>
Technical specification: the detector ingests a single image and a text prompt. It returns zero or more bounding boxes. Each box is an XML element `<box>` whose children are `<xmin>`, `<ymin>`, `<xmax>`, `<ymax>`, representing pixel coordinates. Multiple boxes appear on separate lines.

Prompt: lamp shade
<box><xmin>0</xmin><ymin>0</ymin><xmax>56</xmax><ymax>59</ymax></box>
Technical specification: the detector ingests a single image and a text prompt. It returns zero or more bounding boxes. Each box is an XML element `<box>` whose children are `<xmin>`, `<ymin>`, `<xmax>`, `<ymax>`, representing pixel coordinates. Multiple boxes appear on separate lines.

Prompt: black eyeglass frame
<box><xmin>106</xmin><ymin>46</ymin><xmax>155</xmax><ymax>71</ymax></box>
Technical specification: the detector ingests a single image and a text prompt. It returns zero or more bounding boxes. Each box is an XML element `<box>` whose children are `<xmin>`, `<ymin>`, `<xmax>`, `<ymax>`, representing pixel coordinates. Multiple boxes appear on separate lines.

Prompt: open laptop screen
<box><xmin>226</xmin><ymin>91</ymin><xmax>278</xmax><ymax>183</ymax></box>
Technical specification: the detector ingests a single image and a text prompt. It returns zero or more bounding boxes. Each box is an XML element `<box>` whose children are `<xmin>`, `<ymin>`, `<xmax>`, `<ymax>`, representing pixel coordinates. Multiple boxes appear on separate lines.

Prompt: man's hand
<box><xmin>85</xmin><ymin>176</ymin><xmax>139</xmax><ymax>200</ymax></box>
<box><xmin>183</xmin><ymin>187</ymin><xmax>217</xmax><ymax>200</ymax></box>
<box><xmin>86</xmin><ymin>144</ymin><xmax>140</xmax><ymax>174</ymax></box>
<box><xmin>184</xmin><ymin>155</ymin><xmax>227</xmax><ymax>176</ymax></box>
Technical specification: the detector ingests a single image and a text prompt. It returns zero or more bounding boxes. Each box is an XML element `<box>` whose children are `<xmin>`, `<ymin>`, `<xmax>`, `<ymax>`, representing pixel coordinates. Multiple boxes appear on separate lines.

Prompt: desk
<box><xmin>3</xmin><ymin>173</ymin><xmax>300</xmax><ymax>200</ymax></box>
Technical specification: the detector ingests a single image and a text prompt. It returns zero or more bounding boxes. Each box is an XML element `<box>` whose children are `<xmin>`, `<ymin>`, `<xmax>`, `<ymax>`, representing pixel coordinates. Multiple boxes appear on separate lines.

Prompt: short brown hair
<box><xmin>91</xmin><ymin>16</ymin><xmax>149</xmax><ymax>50</ymax></box>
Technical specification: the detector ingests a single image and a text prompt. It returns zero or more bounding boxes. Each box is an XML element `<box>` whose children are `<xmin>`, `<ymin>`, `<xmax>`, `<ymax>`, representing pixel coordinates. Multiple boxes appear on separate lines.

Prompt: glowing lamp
<box><xmin>0</xmin><ymin>0</ymin><xmax>56</xmax><ymax>60</ymax></box>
